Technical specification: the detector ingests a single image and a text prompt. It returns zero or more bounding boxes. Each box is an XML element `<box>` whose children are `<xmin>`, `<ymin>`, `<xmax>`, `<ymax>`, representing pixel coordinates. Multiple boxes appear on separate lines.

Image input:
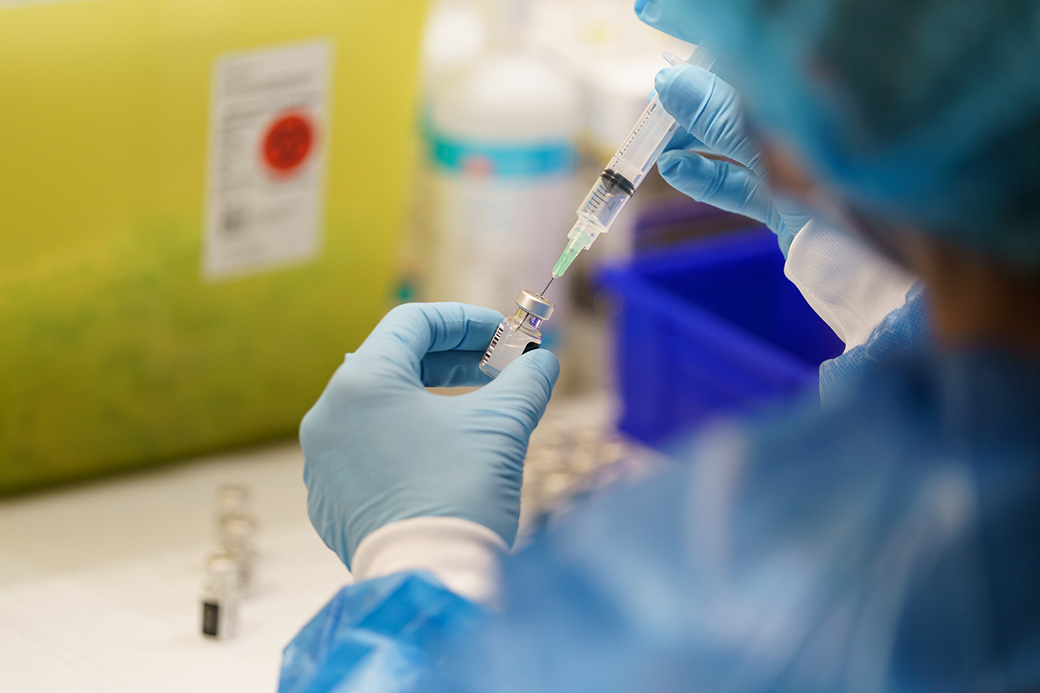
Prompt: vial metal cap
<box><xmin>218</xmin><ymin>485</ymin><xmax>250</xmax><ymax>511</ymax></box>
<box><xmin>516</xmin><ymin>290</ymin><xmax>554</xmax><ymax>320</ymax></box>
<box><xmin>206</xmin><ymin>549</ymin><xmax>238</xmax><ymax>575</ymax></box>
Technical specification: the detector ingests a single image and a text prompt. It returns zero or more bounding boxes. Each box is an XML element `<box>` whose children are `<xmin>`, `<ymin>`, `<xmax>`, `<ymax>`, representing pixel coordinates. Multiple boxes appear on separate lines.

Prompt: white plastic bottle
<box><xmin>396</xmin><ymin>0</ymin><xmax>488</xmax><ymax>305</ymax></box>
<box><xmin>425</xmin><ymin>0</ymin><xmax>580</xmax><ymax>346</ymax></box>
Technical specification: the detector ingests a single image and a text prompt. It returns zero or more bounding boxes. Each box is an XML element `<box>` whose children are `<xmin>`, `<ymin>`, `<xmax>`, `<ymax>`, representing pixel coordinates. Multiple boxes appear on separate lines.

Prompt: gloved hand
<box><xmin>301</xmin><ymin>303</ymin><xmax>560</xmax><ymax>569</ymax></box>
<box><xmin>655</xmin><ymin>65</ymin><xmax>812</xmax><ymax>257</ymax></box>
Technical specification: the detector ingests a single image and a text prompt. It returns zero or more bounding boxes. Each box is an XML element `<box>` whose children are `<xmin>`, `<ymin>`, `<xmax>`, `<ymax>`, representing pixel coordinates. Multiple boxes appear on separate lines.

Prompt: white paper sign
<box><xmin>202</xmin><ymin>40</ymin><xmax>332</xmax><ymax>279</ymax></box>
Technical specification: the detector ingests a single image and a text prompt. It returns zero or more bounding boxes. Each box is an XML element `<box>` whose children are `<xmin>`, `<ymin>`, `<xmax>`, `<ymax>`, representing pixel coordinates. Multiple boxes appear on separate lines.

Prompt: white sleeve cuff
<box><xmin>785</xmin><ymin>218</ymin><xmax>918</xmax><ymax>352</ymax></box>
<box><xmin>350</xmin><ymin>517</ymin><xmax>508</xmax><ymax>606</ymax></box>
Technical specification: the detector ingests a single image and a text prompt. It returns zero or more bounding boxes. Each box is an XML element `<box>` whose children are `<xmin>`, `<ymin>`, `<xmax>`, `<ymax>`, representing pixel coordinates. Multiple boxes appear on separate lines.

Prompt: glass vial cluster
<box><xmin>200</xmin><ymin>484</ymin><xmax>258</xmax><ymax>640</ymax></box>
<box><xmin>480</xmin><ymin>290</ymin><xmax>555</xmax><ymax>379</ymax></box>
<box><xmin>201</xmin><ymin>549</ymin><xmax>239</xmax><ymax>640</ymax></box>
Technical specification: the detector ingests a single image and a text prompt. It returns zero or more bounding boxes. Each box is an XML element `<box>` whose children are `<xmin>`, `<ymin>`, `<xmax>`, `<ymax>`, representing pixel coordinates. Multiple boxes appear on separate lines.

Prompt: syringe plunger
<box><xmin>549</xmin><ymin>44</ymin><xmax>715</xmax><ymax>279</ymax></box>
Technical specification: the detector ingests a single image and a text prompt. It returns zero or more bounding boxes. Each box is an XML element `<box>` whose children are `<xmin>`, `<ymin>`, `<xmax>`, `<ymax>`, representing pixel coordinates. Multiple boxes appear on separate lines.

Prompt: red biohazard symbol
<box><xmin>463</xmin><ymin>155</ymin><xmax>494</xmax><ymax>177</ymax></box>
<box><xmin>263</xmin><ymin>113</ymin><xmax>314</xmax><ymax>174</ymax></box>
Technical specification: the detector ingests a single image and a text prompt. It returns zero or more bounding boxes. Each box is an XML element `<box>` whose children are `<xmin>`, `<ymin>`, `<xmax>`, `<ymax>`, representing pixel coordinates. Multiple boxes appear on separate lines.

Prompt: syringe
<box><xmin>549</xmin><ymin>45</ymin><xmax>716</xmax><ymax>282</ymax></box>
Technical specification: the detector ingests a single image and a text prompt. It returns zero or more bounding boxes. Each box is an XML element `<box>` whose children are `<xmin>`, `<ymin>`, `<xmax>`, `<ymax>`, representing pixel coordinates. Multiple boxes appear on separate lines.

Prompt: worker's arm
<box><xmin>350</xmin><ymin>517</ymin><xmax>505</xmax><ymax>605</ymax></box>
<box><xmin>784</xmin><ymin>218</ymin><xmax>918</xmax><ymax>351</ymax></box>
<box><xmin>300</xmin><ymin>303</ymin><xmax>559</xmax><ymax>603</ymax></box>
<box><xmin>283</xmin><ymin>376</ymin><xmax>994</xmax><ymax>692</ymax></box>
<box><xmin>655</xmin><ymin>65</ymin><xmax>917</xmax><ymax>355</ymax></box>
<box><xmin>341</xmin><ymin>222</ymin><xmax>925</xmax><ymax>604</ymax></box>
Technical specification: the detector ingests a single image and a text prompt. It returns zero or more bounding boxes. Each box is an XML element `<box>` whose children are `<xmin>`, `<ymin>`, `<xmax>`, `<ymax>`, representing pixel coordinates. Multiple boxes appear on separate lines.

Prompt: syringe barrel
<box><xmin>569</xmin><ymin>93</ymin><xmax>681</xmax><ymax>246</ymax></box>
<box><xmin>553</xmin><ymin>45</ymin><xmax>714</xmax><ymax>279</ymax></box>
<box><xmin>573</xmin><ymin>171</ymin><xmax>632</xmax><ymax>241</ymax></box>
<box><xmin>605</xmin><ymin>94</ymin><xmax>681</xmax><ymax>189</ymax></box>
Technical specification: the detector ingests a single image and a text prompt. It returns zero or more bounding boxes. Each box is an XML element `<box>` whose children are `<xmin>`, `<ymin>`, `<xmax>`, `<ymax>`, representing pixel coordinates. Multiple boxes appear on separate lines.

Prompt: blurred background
<box><xmin>0</xmin><ymin>0</ymin><xmax>842</xmax><ymax>689</ymax></box>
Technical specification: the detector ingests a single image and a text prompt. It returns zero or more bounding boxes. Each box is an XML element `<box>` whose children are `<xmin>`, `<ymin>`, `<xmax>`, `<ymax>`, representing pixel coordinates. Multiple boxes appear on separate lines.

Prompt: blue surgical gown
<box><xmin>281</xmin><ymin>346</ymin><xmax>1040</xmax><ymax>693</ymax></box>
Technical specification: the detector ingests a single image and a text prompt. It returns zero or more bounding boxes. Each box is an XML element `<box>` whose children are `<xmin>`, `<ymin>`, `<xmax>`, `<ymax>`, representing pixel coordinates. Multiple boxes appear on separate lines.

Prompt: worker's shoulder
<box><xmin>753</xmin><ymin>350</ymin><xmax>1040</xmax><ymax>476</ymax></box>
<box><xmin>521</xmin><ymin>357</ymin><xmax>938</xmax><ymax>550</ymax></box>
<box><xmin>524</xmin><ymin>351</ymin><xmax>1039</xmax><ymax>584</ymax></box>
<box><xmin>731</xmin><ymin>350</ymin><xmax>1040</xmax><ymax>571</ymax></box>
<box><xmin>494</xmin><ymin>353</ymin><xmax>1040</xmax><ymax>691</ymax></box>
<box><xmin>743</xmin><ymin>356</ymin><xmax>950</xmax><ymax>495</ymax></box>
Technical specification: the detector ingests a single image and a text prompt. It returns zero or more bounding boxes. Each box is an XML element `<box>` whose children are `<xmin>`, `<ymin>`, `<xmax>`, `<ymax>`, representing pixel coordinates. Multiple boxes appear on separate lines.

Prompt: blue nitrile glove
<box><xmin>655</xmin><ymin>65</ymin><xmax>812</xmax><ymax>257</ymax></box>
<box><xmin>300</xmin><ymin>303</ymin><xmax>560</xmax><ymax>569</ymax></box>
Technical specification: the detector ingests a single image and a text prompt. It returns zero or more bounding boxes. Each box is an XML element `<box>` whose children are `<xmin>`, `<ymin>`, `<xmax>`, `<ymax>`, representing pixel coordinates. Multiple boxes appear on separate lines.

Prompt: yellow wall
<box><xmin>0</xmin><ymin>0</ymin><xmax>427</xmax><ymax>493</ymax></box>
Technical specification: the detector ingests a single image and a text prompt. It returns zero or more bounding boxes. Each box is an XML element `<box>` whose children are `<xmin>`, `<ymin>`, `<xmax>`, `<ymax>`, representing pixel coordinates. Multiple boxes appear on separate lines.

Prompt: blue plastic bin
<box><xmin>599</xmin><ymin>228</ymin><xmax>845</xmax><ymax>446</ymax></box>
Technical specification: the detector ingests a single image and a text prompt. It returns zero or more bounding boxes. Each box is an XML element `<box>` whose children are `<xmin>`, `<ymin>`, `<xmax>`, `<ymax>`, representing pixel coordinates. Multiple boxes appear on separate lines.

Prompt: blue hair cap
<box><xmin>638</xmin><ymin>0</ymin><xmax>1040</xmax><ymax>268</ymax></box>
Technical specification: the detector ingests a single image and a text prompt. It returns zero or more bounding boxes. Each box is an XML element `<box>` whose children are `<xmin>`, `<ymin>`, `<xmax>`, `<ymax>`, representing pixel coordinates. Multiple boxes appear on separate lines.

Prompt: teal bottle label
<box><xmin>427</xmin><ymin>132</ymin><xmax>576</xmax><ymax>179</ymax></box>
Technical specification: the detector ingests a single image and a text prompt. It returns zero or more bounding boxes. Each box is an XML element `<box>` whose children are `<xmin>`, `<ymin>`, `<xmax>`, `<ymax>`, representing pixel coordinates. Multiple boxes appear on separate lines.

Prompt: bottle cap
<box><xmin>206</xmin><ymin>549</ymin><xmax>238</xmax><ymax>575</ymax></box>
<box><xmin>516</xmin><ymin>290</ymin><xmax>554</xmax><ymax>320</ymax></box>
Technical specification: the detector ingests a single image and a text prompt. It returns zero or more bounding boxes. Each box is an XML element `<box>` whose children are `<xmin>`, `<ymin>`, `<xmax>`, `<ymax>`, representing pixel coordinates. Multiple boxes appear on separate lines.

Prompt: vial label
<box><xmin>480</xmin><ymin>324</ymin><xmax>506</xmax><ymax>366</ymax></box>
<box><xmin>201</xmin><ymin>601</ymin><xmax>221</xmax><ymax>637</ymax></box>
<box><xmin>480</xmin><ymin>317</ymin><xmax>542</xmax><ymax>379</ymax></box>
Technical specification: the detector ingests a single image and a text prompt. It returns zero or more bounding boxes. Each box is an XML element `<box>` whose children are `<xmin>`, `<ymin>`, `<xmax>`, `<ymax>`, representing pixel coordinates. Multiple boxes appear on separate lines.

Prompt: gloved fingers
<box><xmin>470</xmin><ymin>349</ymin><xmax>560</xmax><ymax>437</ymax></box>
<box><xmin>658</xmin><ymin>150</ymin><xmax>777</xmax><ymax>227</ymax></box>
<box><xmin>663</xmin><ymin>127</ymin><xmax>709</xmax><ymax>156</ymax></box>
<box><xmin>772</xmin><ymin>194</ymin><xmax>815</xmax><ymax>257</ymax></box>
<box><xmin>635</xmin><ymin>0</ymin><xmax>703</xmax><ymax>44</ymax></box>
<box><xmin>420</xmin><ymin>350</ymin><xmax>494</xmax><ymax>388</ymax></box>
<box><xmin>353</xmin><ymin>303</ymin><xmax>504</xmax><ymax>381</ymax></box>
<box><xmin>655</xmin><ymin>65</ymin><xmax>766</xmax><ymax>175</ymax></box>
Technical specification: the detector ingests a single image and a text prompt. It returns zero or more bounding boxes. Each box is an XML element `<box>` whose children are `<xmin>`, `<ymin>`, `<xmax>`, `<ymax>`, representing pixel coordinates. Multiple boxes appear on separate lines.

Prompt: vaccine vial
<box><xmin>219</xmin><ymin>510</ymin><xmax>258</xmax><ymax>596</ymax></box>
<box><xmin>216</xmin><ymin>484</ymin><xmax>250</xmax><ymax>521</ymax></box>
<box><xmin>201</xmin><ymin>549</ymin><xmax>239</xmax><ymax>640</ymax></box>
<box><xmin>480</xmin><ymin>290</ymin><xmax>555</xmax><ymax>379</ymax></box>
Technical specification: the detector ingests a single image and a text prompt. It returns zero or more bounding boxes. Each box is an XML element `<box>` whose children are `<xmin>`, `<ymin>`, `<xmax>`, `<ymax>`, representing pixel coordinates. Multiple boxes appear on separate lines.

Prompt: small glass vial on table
<box><xmin>201</xmin><ymin>549</ymin><xmax>239</xmax><ymax>640</ymax></box>
<box><xmin>219</xmin><ymin>510</ymin><xmax>258</xmax><ymax>597</ymax></box>
<box><xmin>480</xmin><ymin>290</ymin><xmax>555</xmax><ymax>379</ymax></box>
<box><xmin>216</xmin><ymin>484</ymin><xmax>250</xmax><ymax>522</ymax></box>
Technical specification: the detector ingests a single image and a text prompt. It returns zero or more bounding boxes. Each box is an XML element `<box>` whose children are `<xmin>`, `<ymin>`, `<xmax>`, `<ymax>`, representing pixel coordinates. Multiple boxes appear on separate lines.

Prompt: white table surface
<box><xmin>0</xmin><ymin>442</ymin><xmax>351</xmax><ymax>693</ymax></box>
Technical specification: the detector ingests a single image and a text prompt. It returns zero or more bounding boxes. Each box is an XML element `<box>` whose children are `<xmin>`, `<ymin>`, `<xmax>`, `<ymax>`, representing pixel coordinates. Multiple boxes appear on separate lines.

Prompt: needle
<box><xmin>541</xmin><ymin>277</ymin><xmax>554</xmax><ymax>296</ymax></box>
